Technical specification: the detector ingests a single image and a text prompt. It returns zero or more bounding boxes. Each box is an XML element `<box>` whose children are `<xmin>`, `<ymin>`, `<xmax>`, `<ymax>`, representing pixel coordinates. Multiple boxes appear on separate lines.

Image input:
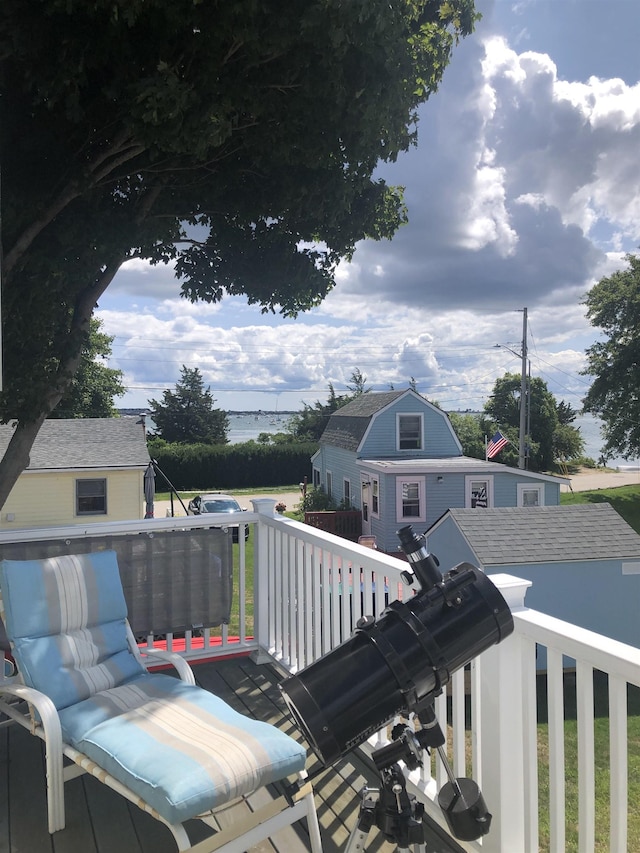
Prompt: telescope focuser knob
<box><xmin>400</xmin><ymin>570</ymin><xmax>414</xmax><ymax>587</ymax></box>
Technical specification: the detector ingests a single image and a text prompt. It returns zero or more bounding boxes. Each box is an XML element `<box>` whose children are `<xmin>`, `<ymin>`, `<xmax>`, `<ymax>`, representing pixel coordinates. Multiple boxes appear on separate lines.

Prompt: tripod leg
<box><xmin>344</xmin><ymin>788</ymin><xmax>378</xmax><ymax>853</ymax></box>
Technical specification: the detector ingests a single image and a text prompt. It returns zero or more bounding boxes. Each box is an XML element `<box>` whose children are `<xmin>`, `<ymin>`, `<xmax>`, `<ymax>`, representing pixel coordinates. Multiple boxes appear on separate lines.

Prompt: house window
<box><xmin>76</xmin><ymin>478</ymin><xmax>107</xmax><ymax>515</ymax></box>
<box><xmin>465</xmin><ymin>476</ymin><xmax>493</xmax><ymax>509</ymax></box>
<box><xmin>371</xmin><ymin>477</ymin><xmax>379</xmax><ymax>516</ymax></box>
<box><xmin>397</xmin><ymin>414</ymin><xmax>423</xmax><ymax>450</ymax></box>
<box><xmin>326</xmin><ymin>471</ymin><xmax>333</xmax><ymax>500</ymax></box>
<box><xmin>518</xmin><ymin>484</ymin><xmax>544</xmax><ymax>507</ymax></box>
<box><xmin>313</xmin><ymin>468</ymin><xmax>320</xmax><ymax>488</ymax></box>
<box><xmin>343</xmin><ymin>478</ymin><xmax>351</xmax><ymax>507</ymax></box>
<box><xmin>396</xmin><ymin>477</ymin><xmax>425</xmax><ymax>523</ymax></box>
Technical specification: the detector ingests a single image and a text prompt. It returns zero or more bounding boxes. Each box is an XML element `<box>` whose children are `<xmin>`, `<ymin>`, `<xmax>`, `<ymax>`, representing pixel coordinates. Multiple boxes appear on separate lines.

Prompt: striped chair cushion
<box><xmin>0</xmin><ymin>552</ymin><xmax>145</xmax><ymax>709</ymax></box>
<box><xmin>58</xmin><ymin>672</ymin><xmax>307</xmax><ymax>824</ymax></box>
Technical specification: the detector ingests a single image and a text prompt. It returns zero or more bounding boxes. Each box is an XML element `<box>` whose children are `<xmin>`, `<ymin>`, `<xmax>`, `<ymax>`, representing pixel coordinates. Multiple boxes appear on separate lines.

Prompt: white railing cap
<box><xmin>488</xmin><ymin>572</ymin><xmax>532</xmax><ymax>611</ymax></box>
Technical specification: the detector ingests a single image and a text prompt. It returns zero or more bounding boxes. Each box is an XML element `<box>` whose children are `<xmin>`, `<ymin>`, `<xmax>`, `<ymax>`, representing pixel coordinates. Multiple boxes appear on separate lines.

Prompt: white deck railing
<box><xmin>250</xmin><ymin>500</ymin><xmax>640</xmax><ymax>853</ymax></box>
<box><xmin>1</xmin><ymin>499</ymin><xmax>639</xmax><ymax>852</ymax></box>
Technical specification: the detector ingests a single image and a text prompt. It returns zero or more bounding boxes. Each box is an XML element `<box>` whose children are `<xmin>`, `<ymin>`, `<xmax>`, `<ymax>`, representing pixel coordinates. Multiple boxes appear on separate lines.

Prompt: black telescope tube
<box><xmin>280</xmin><ymin>562</ymin><xmax>514</xmax><ymax>767</ymax></box>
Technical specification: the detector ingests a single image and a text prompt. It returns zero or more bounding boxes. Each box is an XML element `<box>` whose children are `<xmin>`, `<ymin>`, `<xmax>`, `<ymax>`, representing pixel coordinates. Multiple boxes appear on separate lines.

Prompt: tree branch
<box><xmin>5</xmin><ymin>133</ymin><xmax>147</xmax><ymax>278</ymax></box>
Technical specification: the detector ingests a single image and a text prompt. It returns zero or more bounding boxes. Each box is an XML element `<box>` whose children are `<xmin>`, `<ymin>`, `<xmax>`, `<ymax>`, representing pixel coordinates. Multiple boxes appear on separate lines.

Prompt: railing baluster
<box><xmin>451</xmin><ymin>668</ymin><xmax>466</xmax><ymax>778</ymax></box>
<box><xmin>547</xmin><ymin>647</ymin><xmax>566</xmax><ymax>852</ymax></box>
<box><xmin>609</xmin><ymin>673</ymin><xmax>628</xmax><ymax>853</ymax></box>
<box><xmin>576</xmin><ymin>660</ymin><xmax>595</xmax><ymax>852</ymax></box>
<box><xmin>522</xmin><ymin>634</ymin><xmax>539</xmax><ymax>852</ymax></box>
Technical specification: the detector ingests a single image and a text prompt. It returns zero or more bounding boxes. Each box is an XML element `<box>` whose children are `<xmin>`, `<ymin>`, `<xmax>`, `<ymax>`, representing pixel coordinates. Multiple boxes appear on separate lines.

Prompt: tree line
<box><xmin>56</xmin><ymin>248</ymin><xmax>640</xmax><ymax>477</ymax></box>
<box><xmin>145</xmin><ymin>366</ymin><xmax>586</xmax><ymax>474</ymax></box>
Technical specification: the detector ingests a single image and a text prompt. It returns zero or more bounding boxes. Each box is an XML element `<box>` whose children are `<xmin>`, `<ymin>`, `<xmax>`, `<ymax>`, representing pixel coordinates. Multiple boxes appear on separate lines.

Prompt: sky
<box><xmin>98</xmin><ymin>0</ymin><xmax>640</xmax><ymax>416</ymax></box>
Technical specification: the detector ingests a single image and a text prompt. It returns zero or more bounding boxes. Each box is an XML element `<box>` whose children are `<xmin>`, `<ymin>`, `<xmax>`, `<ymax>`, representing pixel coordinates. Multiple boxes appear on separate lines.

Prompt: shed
<box><xmin>426</xmin><ymin>504</ymin><xmax>640</xmax><ymax>648</ymax></box>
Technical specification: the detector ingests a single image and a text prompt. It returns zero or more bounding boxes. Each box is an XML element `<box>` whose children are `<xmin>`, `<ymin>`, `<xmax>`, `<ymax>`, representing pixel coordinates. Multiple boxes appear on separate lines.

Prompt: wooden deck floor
<box><xmin>0</xmin><ymin>655</ymin><xmax>463</xmax><ymax>852</ymax></box>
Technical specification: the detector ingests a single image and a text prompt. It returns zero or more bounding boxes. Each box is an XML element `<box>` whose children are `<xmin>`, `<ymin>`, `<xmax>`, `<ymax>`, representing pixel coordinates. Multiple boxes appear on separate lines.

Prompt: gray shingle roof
<box><xmin>320</xmin><ymin>390</ymin><xmax>406</xmax><ymax>451</ymax></box>
<box><xmin>443</xmin><ymin>504</ymin><xmax>640</xmax><ymax>565</ymax></box>
<box><xmin>0</xmin><ymin>418</ymin><xmax>150</xmax><ymax>471</ymax></box>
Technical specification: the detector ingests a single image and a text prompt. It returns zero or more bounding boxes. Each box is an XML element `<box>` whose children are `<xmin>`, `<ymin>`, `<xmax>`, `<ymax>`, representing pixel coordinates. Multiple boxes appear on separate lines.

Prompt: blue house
<box><xmin>312</xmin><ymin>389</ymin><xmax>568</xmax><ymax>553</ymax></box>
<box><xmin>425</xmin><ymin>504</ymin><xmax>640</xmax><ymax>650</ymax></box>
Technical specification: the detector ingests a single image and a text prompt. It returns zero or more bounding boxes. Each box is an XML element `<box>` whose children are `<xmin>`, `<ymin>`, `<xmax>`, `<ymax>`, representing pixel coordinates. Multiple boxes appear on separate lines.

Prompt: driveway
<box><xmin>154</xmin><ymin>490</ymin><xmax>304</xmax><ymax>517</ymax></box>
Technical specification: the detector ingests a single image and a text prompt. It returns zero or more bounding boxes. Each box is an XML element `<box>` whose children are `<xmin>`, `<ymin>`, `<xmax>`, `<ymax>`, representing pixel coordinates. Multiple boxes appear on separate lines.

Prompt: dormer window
<box><xmin>397</xmin><ymin>414</ymin><xmax>422</xmax><ymax>450</ymax></box>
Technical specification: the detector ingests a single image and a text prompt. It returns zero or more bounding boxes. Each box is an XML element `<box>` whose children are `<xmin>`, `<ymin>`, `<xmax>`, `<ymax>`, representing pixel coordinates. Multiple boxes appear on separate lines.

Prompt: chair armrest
<box><xmin>138</xmin><ymin>648</ymin><xmax>196</xmax><ymax>685</ymax></box>
<box><xmin>0</xmin><ymin>682</ymin><xmax>66</xmax><ymax>831</ymax></box>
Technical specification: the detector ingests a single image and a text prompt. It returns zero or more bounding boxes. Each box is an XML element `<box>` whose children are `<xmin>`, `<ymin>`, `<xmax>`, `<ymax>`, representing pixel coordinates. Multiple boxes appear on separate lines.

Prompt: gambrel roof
<box><xmin>434</xmin><ymin>504</ymin><xmax>640</xmax><ymax>566</ymax></box>
<box><xmin>0</xmin><ymin>418</ymin><xmax>150</xmax><ymax>471</ymax></box>
<box><xmin>320</xmin><ymin>390</ymin><xmax>418</xmax><ymax>452</ymax></box>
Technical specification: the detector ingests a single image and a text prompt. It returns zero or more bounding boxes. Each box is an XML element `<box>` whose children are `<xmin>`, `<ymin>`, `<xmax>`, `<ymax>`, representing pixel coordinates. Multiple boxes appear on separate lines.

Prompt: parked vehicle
<box><xmin>187</xmin><ymin>493</ymin><xmax>250</xmax><ymax>542</ymax></box>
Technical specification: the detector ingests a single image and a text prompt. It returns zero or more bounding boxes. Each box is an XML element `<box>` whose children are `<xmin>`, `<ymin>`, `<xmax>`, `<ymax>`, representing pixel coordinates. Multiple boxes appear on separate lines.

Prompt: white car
<box><xmin>187</xmin><ymin>493</ymin><xmax>249</xmax><ymax>542</ymax></box>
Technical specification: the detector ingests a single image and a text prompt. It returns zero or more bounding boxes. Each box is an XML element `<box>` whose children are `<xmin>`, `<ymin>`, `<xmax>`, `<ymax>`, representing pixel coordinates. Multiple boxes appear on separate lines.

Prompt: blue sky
<box><xmin>99</xmin><ymin>0</ymin><xmax>640</xmax><ymax>415</ymax></box>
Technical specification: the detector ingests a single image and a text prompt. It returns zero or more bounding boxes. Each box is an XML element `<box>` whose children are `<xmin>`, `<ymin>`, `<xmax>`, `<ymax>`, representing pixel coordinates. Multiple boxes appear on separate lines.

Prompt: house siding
<box><xmin>359</xmin><ymin>397</ymin><xmax>461</xmax><ymax>459</ymax></box>
<box><xmin>427</xmin><ymin>516</ymin><xmax>482</xmax><ymax>572</ymax></box>
<box><xmin>0</xmin><ymin>469</ymin><xmax>144</xmax><ymax>529</ymax></box>
<box><xmin>323</xmin><ymin>447</ymin><xmax>361</xmax><ymax>504</ymax></box>
<box><xmin>483</xmin><ymin>559</ymin><xmax>640</xmax><ymax>649</ymax></box>
<box><xmin>418</xmin><ymin>471</ymin><xmax>559</xmax><ymax>511</ymax></box>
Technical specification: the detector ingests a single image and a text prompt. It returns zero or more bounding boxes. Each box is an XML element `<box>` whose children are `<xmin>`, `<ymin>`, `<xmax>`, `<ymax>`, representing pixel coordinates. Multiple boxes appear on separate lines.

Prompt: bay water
<box><xmin>227</xmin><ymin>410</ymin><xmax>640</xmax><ymax>470</ymax></box>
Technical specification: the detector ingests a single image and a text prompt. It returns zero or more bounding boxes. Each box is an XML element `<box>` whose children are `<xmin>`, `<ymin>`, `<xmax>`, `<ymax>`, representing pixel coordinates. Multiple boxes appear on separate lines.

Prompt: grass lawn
<box><xmin>561</xmin><ymin>482</ymin><xmax>640</xmax><ymax>534</ymax></box>
<box><xmin>535</xmin><ymin>674</ymin><xmax>640</xmax><ymax>851</ymax></box>
<box><xmin>536</xmin><ymin>714</ymin><xmax>640</xmax><ymax>852</ymax></box>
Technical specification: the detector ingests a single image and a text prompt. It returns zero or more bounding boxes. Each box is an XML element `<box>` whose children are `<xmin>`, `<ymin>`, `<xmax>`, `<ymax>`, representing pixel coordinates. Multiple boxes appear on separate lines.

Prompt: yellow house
<box><xmin>0</xmin><ymin>418</ymin><xmax>151</xmax><ymax>529</ymax></box>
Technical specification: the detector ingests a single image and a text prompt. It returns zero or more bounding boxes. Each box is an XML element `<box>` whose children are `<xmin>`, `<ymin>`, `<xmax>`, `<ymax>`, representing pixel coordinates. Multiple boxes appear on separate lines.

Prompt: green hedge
<box><xmin>149</xmin><ymin>440</ymin><xmax>318</xmax><ymax>491</ymax></box>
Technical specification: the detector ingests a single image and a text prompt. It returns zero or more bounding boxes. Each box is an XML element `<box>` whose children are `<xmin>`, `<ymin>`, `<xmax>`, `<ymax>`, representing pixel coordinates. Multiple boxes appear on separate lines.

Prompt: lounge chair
<box><xmin>0</xmin><ymin>550</ymin><xmax>321</xmax><ymax>852</ymax></box>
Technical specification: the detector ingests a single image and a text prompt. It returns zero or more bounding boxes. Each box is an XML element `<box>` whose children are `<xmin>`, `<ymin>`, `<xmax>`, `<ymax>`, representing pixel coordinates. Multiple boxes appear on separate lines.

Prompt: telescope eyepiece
<box><xmin>396</xmin><ymin>525</ymin><xmax>442</xmax><ymax>591</ymax></box>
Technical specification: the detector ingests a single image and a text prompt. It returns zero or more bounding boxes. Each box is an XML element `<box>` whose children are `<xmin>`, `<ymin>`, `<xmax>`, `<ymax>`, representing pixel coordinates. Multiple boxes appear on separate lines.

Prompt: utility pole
<box><xmin>518</xmin><ymin>307</ymin><xmax>528</xmax><ymax>469</ymax></box>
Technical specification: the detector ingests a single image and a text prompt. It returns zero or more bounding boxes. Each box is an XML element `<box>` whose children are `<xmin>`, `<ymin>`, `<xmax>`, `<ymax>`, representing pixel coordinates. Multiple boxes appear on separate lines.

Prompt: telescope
<box><xmin>280</xmin><ymin>525</ymin><xmax>514</xmax><ymax>847</ymax></box>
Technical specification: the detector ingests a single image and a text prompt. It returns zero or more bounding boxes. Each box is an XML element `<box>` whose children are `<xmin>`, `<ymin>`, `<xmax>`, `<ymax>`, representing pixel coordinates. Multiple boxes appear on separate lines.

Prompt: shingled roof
<box><xmin>441</xmin><ymin>504</ymin><xmax>640</xmax><ymax>566</ymax></box>
<box><xmin>320</xmin><ymin>390</ymin><xmax>407</xmax><ymax>451</ymax></box>
<box><xmin>0</xmin><ymin>418</ymin><xmax>150</xmax><ymax>471</ymax></box>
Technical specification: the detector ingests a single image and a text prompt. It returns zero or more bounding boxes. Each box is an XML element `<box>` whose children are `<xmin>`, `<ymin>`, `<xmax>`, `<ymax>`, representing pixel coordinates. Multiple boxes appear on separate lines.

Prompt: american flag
<box><xmin>486</xmin><ymin>430</ymin><xmax>509</xmax><ymax>459</ymax></box>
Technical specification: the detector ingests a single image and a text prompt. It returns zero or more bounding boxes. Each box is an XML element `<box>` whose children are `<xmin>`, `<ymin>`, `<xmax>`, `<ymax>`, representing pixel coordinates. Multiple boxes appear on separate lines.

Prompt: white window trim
<box><xmin>517</xmin><ymin>483</ymin><xmax>544</xmax><ymax>507</ymax></box>
<box><xmin>371</xmin><ymin>476</ymin><xmax>380</xmax><ymax>518</ymax></box>
<box><xmin>313</xmin><ymin>467</ymin><xmax>320</xmax><ymax>488</ymax></box>
<box><xmin>326</xmin><ymin>470</ymin><xmax>333</xmax><ymax>500</ymax></box>
<box><xmin>396</xmin><ymin>476</ymin><xmax>426</xmax><ymax>523</ymax></box>
<box><xmin>343</xmin><ymin>477</ymin><xmax>351</xmax><ymax>506</ymax></box>
<box><xmin>465</xmin><ymin>476</ymin><xmax>494</xmax><ymax>509</ymax></box>
<box><xmin>396</xmin><ymin>412</ymin><xmax>423</xmax><ymax>451</ymax></box>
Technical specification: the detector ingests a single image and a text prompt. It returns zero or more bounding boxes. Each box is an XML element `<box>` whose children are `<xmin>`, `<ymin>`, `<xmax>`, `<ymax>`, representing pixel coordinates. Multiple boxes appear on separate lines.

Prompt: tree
<box><xmin>448</xmin><ymin>411</ymin><xmax>490</xmax><ymax>459</ymax></box>
<box><xmin>50</xmin><ymin>318</ymin><xmax>125</xmax><ymax>418</ymax></box>
<box><xmin>289</xmin><ymin>369</ymin><xmax>372</xmax><ymax>441</ymax></box>
<box><xmin>582</xmin><ymin>254</ymin><xmax>640</xmax><ymax>460</ymax></box>
<box><xmin>289</xmin><ymin>384</ymin><xmax>346</xmax><ymax>442</ymax></box>
<box><xmin>0</xmin><ymin>0</ymin><xmax>477</xmax><ymax>509</ymax></box>
<box><xmin>149</xmin><ymin>367</ymin><xmax>228</xmax><ymax>445</ymax></box>
<box><xmin>346</xmin><ymin>368</ymin><xmax>370</xmax><ymax>397</ymax></box>
<box><xmin>484</xmin><ymin>373</ymin><xmax>583</xmax><ymax>471</ymax></box>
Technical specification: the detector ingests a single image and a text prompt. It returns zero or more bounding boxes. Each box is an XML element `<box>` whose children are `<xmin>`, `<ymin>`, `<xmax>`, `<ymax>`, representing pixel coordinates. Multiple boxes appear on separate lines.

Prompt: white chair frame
<box><xmin>0</xmin><ymin>626</ymin><xmax>322</xmax><ymax>852</ymax></box>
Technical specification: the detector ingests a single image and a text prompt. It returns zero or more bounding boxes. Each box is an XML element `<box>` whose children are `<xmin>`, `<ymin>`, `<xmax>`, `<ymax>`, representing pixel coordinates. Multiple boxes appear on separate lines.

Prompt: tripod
<box><xmin>344</xmin><ymin>705</ymin><xmax>491</xmax><ymax>852</ymax></box>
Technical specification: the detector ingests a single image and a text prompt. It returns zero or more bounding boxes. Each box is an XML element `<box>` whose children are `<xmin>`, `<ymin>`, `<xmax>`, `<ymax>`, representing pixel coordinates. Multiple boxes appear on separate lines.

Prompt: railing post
<box><xmin>250</xmin><ymin>499</ymin><xmax>277</xmax><ymax>664</ymax></box>
<box><xmin>477</xmin><ymin>573</ymin><xmax>532</xmax><ymax>853</ymax></box>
